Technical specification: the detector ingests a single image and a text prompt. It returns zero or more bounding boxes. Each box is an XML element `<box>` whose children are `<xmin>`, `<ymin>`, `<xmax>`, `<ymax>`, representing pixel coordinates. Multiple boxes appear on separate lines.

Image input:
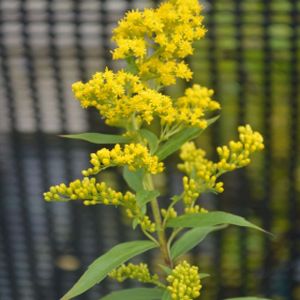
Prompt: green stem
<box><xmin>141</xmin><ymin>228</ymin><xmax>160</xmax><ymax>246</ymax></box>
<box><xmin>167</xmin><ymin>228</ymin><xmax>183</xmax><ymax>251</ymax></box>
<box><xmin>143</xmin><ymin>173</ymin><xmax>173</xmax><ymax>268</ymax></box>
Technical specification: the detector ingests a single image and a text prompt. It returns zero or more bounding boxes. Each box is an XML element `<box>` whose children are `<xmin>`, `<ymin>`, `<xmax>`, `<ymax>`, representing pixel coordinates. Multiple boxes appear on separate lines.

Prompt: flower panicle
<box><xmin>178</xmin><ymin>125</ymin><xmax>264</xmax><ymax>208</ymax></box>
<box><xmin>112</xmin><ymin>0</ymin><xmax>206</xmax><ymax>86</ymax></box>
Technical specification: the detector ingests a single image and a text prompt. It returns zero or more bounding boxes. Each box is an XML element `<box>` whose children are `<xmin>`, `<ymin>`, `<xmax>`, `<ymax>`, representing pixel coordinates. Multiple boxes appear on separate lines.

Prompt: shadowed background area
<box><xmin>0</xmin><ymin>0</ymin><xmax>299</xmax><ymax>299</ymax></box>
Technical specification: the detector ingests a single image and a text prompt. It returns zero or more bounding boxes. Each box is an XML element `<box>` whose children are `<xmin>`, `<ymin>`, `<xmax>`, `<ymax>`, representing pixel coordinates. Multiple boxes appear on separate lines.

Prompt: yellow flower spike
<box><xmin>167</xmin><ymin>261</ymin><xmax>202</xmax><ymax>300</ymax></box>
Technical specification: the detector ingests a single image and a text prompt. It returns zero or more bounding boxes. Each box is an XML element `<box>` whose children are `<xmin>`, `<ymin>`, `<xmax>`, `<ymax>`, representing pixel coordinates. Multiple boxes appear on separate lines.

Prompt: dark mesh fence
<box><xmin>0</xmin><ymin>0</ymin><xmax>299</xmax><ymax>299</ymax></box>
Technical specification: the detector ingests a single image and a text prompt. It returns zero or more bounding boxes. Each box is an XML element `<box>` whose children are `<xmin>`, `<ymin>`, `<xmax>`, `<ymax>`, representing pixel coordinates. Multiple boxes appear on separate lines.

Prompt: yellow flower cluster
<box><xmin>82</xmin><ymin>143</ymin><xmax>164</xmax><ymax>176</ymax></box>
<box><xmin>72</xmin><ymin>69</ymin><xmax>176</xmax><ymax>127</ymax></box>
<box><xmin>167</xmin><ymin>261</ymin><xmax>202</xmax><ymax>300</ymax></box>
<box><xmin>178</xmin><ymin>125</ymin><xmax>264</xmax><ymax>206</ymax></box>
<box><xmin>43</xmin><ymin>177</ymin><xmax>155</xmax><ymax>232</ymax></box>
<box><xmin>174</xmin><ymin>85</ymin><xmax>220</xmax><ymax>128</ymax></box>
<box><xmin>161</xmin><ymin>207</ymin><xmax>178</xmax><ymax>219</ymax></box>
<box><xmin>178</xmin><ymin>145</ymin><xmax>223</xmax><ymax>196</ymax></box>
<box><xmin>216</xmin><ymin>124</ymin><xmax>265</xmax><ymax>172</ymax></box>
<box><xmin>112</xmin><ymin>0</ymin><xmax>206</xmax><ymax>86</ymax></box>
<box><xmin>109</xmin><ymin>263</ymin><xmax>159</xmax><ymax>284</ymax></box>
<box><xmin>73</xmin><ymin>67</ymin><xmax>220</xmax><ymax>129</ymax></box>
<box><xmin>43</xmin><ymin>177</ymin><xmax>127</xmax><ymax>205</ymax></box>
<box><xmin>184</xmin><ymin>205</ymin><xmax>208</xmax><ymax>215</ymax></box>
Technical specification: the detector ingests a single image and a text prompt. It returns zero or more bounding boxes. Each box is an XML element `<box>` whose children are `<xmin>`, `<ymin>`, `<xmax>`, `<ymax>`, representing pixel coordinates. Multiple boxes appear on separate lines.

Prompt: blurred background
<box><xmin>0</xmin><ymin>0</ymin><xmax>299</xmax><ymax>299</ymax></box>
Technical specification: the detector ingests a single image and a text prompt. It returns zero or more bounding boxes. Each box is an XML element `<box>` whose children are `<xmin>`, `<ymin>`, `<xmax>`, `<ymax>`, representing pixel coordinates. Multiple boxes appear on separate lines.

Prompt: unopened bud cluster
<box><xmin>178</xmin><ymin>125</ymin><xmax>264</xmax><ymax>210</ymax></box>
<box><xmin>43</xmin><ymin>177</ymin><xmax>156</xmax><ymax>232</ymax></box>
<box><xmin>216</xmin><ymin>124</ymin><xmax>264</xmax><ymax>172</ymax></box>
<box><xmin>109</xmin><ymin>263</ymin><xmax>159</xmax><ymax>284</ymax></box>
<box><xmin>167</xmin><ymin>261</ymin><xmax>202</xmax><ymax>300</ymax></box>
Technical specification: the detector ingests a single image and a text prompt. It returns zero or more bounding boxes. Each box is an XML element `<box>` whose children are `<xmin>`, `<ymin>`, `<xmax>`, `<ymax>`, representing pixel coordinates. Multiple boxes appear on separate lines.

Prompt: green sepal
<box><xmin>61</xmin><ymin>241</ymin><xmax>157</xmax><ymax>300</ymax></box>
<box><xmin>60</xmin><ymin>132</ymin><xmax>130</xmax><ymax>144</ymax></box>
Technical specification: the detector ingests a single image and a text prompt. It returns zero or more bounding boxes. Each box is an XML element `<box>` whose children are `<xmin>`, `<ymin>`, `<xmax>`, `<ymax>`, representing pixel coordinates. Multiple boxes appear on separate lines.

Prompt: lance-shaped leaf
<box><xmin>101</xmin><ymin>288</ymin><xmax>164</xmax><ymax>300</ymax></box>
<box><xmin>156</xmin><ymin>116</ymin><xmax>219</xmax><ymax>160</ymax></box>
<box><xmin>60</xmin><ymin>132</ymin><xmax>130</xmax><ymax>144</ymax></box>
<box><xmin>167</xmin><ymin>211</ymin><xmax>267</xmax><ymax>234</ymax></box>
<box><xmin>170</xmin><ymin>226</ymin><xmax>226</xmax><ymax>260</ymax></box>
<box><xmin>122</xmin><ymin>167</ymin><xmax>144</xmax><ymax>192</ymax></box>
<box><xmin>61</xmin><ymin>241</ymin><xmax>157</xmax><ymax>300</ymax></box>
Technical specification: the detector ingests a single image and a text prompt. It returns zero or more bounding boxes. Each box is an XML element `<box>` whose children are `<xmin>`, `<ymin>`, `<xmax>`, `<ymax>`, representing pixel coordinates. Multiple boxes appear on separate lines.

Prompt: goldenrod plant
<box><xmin>44</xmin><ymin>1</ymin><xmax>270</xmax><ymax>299</ymax></box>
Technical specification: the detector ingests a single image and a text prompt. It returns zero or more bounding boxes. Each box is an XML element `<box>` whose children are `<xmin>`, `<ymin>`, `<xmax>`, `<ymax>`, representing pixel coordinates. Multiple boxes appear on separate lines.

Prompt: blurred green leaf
<box><xmin>61</xmin><ymin>241</ymin><xmax>157</xmax><ymax>300</ymax></box>
<box><xmin>162</xmin><ymin>290</ymin><xmax>172</xmax><ymax>300</ymax></box>
<box><xmin>199</xmin><ymin>273</ymin><xmax>210</xmax><ymax>279</ymax></box>
<box><xmin>158</xmin><ymin>264</ymin><xmax>172</xmax><ymax>275</ymax></box>
<box><xmin>60</xmin><ymin>133</ymin><xmax>130</xmax><ymax>144</ymax></box>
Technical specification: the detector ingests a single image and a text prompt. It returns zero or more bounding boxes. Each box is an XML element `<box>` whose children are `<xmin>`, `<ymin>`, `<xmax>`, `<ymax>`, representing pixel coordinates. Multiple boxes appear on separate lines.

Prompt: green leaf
<box><xmin>166</xmin><ymin>211</ymin><xmax>267</xmax><ymax>234</ymax></box>
<box><xmin>125</xmin><ymin>56</ymin><xmax>139</xmax><ymax>75</ymax></box>
<box><xmin>61</xmin><ymin>241</ymin><xmax>157</xmax><ymax>300</ymax></box>
<box><xmin>139</xmin><ymin>129</ymin><xmax>159</xmax><ymax>153</ymax></box>
<box><xmin>101</xmin><ymin>288</ymin><xmax>164</xmax><ymax>300</ymax></box>
<box><xmin>170</xmin><ymin>226</ymin><xmax>226</xmax><ymax>259</ymax></box>
<box><xmin>224</xmin><ymin>297</ymin><xmax>270</xmax><ymax>300</ymax></box>
<box><xmin>162</xmin><ymin>290</ymin><xmax>172</xmax><ymax>300</ymax></box>
<box><xmin>122</xmin><ymin>167</ymin><xmax>144</xmax><ymax>192</ymax></box>
<box><xmin>156</xmin><ymin>116</ymin><xmax>219</xmax><ymax>160</ymax></box>
<box><xmin>199</xmin><ymin>273</ymin><xmax>210</xmax><ymax>279</ymax></box>
<box><xmin>158</xmin><ymin>264</ymin><xmax>172</xmax><ymax>275</ymax></box>
<box><xmin>136</xmin><ymin>190</ymin><xmax>160</xmax><ymax>208</ymax></box>
<box><xmin>60</xmin><ymin>132</ymin><xmax>130</xmax><ymax>144</ymax></box>
<box><xmin>132</xmin><ymin>218</ymin><xmax>139</xmax><ymax>230</ymax></box>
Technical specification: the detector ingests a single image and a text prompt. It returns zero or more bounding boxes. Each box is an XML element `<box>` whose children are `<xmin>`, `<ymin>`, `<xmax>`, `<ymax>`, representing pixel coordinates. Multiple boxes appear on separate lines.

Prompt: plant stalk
<box><xmin>143</xmin><ymin>173</ymin><xmax>173</xmax><ymax>268</ymax></box>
